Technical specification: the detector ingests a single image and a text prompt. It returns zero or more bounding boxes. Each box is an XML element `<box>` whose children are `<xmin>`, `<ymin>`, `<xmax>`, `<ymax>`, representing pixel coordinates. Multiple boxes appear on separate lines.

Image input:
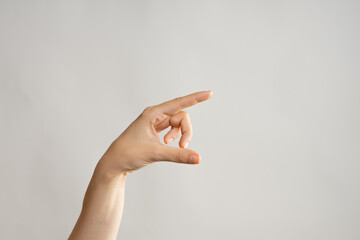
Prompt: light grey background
<box><xmin>1</xmin><ymin>0</ymin><xmax>359</xmax><ymax>239</ymax></box>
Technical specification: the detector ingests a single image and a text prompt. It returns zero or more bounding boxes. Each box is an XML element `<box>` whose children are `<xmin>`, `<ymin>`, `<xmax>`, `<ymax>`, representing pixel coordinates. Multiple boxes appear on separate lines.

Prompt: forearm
<box><xmin>69</xmin><ymin>158</ymin><xmax>127</xmax><ymax>240</ymax></box>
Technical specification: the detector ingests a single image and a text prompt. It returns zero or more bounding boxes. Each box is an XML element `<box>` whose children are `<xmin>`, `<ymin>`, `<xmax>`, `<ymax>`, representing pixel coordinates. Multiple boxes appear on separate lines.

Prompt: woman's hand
<box><xmin>98</xmin><ymin>90</ymin><xmax>213</xmax><ymax>177</ymax></box>
<box><xmin>69</xmin><ymin>91</ymin><xmax>213</xmax><ymax>240</ymax></box>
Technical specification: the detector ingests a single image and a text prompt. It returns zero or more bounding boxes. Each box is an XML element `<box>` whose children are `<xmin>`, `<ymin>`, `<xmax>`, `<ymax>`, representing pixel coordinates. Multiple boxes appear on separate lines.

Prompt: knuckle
<box><xmin>141</xmin><ymin>106</ymin><xmax>155</xmax><ymax>117</ymax></box>
<box><xmin>184</xmin><ymin>111</ymin><xmax>190</xmax><ymax>120</ymax></box>
<box><xmin>178</xmin><ymin>111</ymin><xmax>190</xmax><ymax>120</ymax></box>
<box><xmin>174</xmin><ymin>97</ymin><xmax>183</xmax><ymax>109</ymax></box>
<box><xmin>143</xmin><ymin>105</ymin><xmax>154</xmax><ymax>113</ymax></box>
<box><xmin>175</xmin><ymin>150</ymin><xmax>184</xmax><ymax>163</ymax></box>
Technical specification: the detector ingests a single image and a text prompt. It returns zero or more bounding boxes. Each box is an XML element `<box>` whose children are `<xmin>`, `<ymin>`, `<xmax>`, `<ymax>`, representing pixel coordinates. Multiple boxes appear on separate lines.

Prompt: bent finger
<box><xmin>168</xmin><ymin>111</ymin><xmax>192</xmax><ymax>148</ymax></box>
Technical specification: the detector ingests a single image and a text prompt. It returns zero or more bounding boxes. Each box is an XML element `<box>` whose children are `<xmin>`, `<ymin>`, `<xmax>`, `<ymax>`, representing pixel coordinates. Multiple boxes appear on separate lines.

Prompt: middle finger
<box><xmin>167</xmin><ymin>111</ymin><xmax>193</xmax><ymax>148</ymax></box>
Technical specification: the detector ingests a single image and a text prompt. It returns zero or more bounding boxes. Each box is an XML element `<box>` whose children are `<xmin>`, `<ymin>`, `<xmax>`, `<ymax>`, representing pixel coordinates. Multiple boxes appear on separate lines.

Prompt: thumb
<box><xmin>155</xmin><ymin>145</ymin><xmax>201</xmax><ymax>165</ymax></box>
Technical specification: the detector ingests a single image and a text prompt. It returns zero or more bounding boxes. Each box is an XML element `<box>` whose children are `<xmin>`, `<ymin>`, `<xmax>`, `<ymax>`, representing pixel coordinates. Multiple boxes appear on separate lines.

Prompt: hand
<box><xmin>98</xmin><ymin>90</ymin><xmax>213</xmax><ymax>176</ymax></box>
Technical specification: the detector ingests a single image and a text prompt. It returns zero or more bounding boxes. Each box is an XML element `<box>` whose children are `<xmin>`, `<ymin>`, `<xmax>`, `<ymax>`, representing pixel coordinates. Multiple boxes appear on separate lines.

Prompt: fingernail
<box><xmin>190</xmin><ymin>155</ymin><xmax>199</xmax><ymax>164</ymax></box>
<box><xmin>168</xmin><ymin>137</ymin><xmax>174</xmax><ymax>144</ymax></box>
<box><xmin>184</xmin><ymin>142</ymin><xmax>189</xmax><ymax>148</ymax></box>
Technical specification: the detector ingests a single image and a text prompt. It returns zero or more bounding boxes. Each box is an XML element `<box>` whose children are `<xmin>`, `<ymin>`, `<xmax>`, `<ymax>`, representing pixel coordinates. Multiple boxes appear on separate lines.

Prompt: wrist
<box><xmin>93</xmin><ymin>157</ymin><xmax>128</xmax><ymax>185</ymax></box>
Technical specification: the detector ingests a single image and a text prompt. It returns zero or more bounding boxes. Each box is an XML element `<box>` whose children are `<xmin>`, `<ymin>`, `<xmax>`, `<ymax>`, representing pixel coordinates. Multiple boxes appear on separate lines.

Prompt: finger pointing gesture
<box><xmin>154</xmin><ymin>90</ymin><xmax>213</xmax><ymax>115</ymax></box>
<box><xmin>103</xmin><ymin>90</ymin><xmax>213</xmax><ymax>174</ymax></box>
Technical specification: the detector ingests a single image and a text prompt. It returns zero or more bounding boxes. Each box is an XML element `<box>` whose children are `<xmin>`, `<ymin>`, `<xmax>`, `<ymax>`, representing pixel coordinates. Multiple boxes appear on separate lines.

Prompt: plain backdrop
<box><xmin>1</xmin><ymin>0</ymin><xmax>360</xmax><ymax>239</ymax></box>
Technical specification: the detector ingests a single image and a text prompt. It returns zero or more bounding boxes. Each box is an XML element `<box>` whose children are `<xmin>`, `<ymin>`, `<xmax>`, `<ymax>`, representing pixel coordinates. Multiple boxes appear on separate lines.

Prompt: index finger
<box><xmin>155</xmin><ymin>90</ymin><xmax>213</xmax><ymax>115</ymax></box>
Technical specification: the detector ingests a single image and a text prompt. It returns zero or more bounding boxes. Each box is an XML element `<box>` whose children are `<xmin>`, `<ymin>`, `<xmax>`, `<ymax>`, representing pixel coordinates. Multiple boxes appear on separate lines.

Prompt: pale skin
<box><xmin>68</xmin><ymin>90</ymin><xmax>213</xmax><ymax>240</ymax></box>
